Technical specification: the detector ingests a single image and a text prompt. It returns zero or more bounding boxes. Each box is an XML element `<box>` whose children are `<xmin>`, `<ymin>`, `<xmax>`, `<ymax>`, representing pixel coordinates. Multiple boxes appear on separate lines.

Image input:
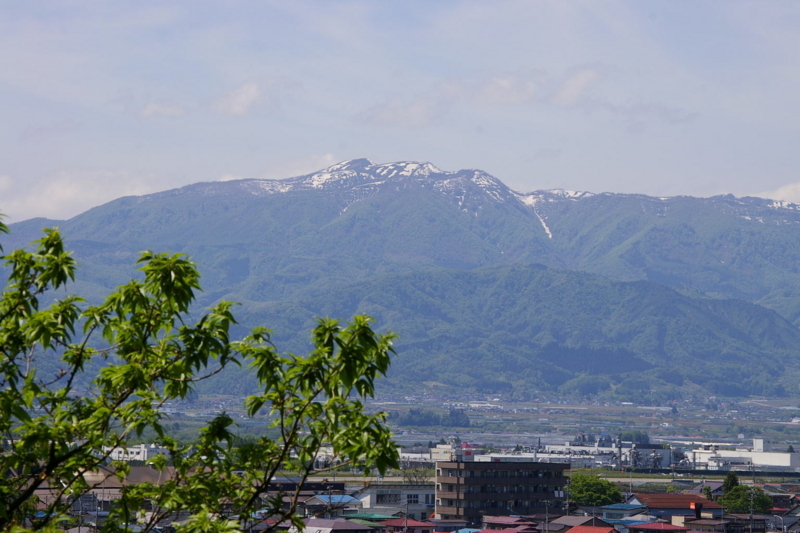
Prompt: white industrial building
<box><xmin>101</xmin><ymin>443</ymin><xmax>169</xmax><ymax>462</ymax></box>
<box><xmin>687</xmin><ymin>438</ymin><xmax>800</xmax><ymax>472</ymax></box>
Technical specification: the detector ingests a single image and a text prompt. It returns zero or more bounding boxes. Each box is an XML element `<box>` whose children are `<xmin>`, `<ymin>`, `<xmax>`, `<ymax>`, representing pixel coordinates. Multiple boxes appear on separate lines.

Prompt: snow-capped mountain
<box><xmin>9</xmin><ymin>158</ymin><xmax>800</xmax><ymax>398</ymax></box>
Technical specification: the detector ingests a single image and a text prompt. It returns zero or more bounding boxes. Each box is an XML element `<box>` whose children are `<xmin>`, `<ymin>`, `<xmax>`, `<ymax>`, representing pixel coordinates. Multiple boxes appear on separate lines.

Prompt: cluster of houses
<box><xmin>37</xmin><ymin>449</ymin><xmax>800</xmax><ymax>533</ymax></box>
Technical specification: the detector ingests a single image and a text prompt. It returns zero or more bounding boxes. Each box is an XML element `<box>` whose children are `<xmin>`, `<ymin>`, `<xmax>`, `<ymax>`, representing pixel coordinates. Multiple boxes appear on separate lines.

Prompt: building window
<box><xmin>407</xmin><ymin>494</ymin><xmax>419</xmax><ymax>504</ymax></box>
<box><xmin>377</xmin><ymin>493</ymin><xmax>401</xmax><ymax>504</ymax></box>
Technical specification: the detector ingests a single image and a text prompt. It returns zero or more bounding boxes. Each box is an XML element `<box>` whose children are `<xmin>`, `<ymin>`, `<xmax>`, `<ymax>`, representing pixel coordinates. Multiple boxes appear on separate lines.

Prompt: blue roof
<box><xmin>315</xmin><ymin>495</ymin><xmax>359</xmax><ymax>504</ymax></box>
<box><xmin>604</xmin><ymin>520</ymin><xmax>653</xmax><ymax>527</ymax></box>
<box><xmin>601</xmin><ymin>504</ymin><xmax>647</xmax><ymax>510</ymax></box>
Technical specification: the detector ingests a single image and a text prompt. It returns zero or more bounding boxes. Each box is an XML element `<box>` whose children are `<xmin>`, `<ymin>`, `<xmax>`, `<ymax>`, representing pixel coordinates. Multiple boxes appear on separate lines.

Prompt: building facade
<box><xmin>435</xmin><ymin>460</ymin><xmax>568</xmax><ymax>525</ymax></box>
<box><xmin>355</xmin><ymin>483</ymin><xmax>435</xmax><ymax>521</ymax></box>
<box><xmin>101</xmin><ymin>443</ymin><xmax>169</xmax><ymax>462</ymax></box>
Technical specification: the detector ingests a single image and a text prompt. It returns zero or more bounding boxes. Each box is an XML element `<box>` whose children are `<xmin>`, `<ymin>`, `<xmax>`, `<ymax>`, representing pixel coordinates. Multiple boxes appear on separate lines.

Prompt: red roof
<box><xmin>380</xmin><ymin>519</ymin><xmax>433</xmax><ymax>528</ymax></box>
<box><xmin>632</xmin><ymin>494</ymin><xmax>723</xmax><ymax>510</ymax></box>
<box><xmin>629</xmin><ymin>523</ymin><xmax>691</xmax><ymax>531</ymax></box>
<box><xmin>566</xmin><ymin>526</ymin><xmax>616</xmax><ymax>533</ymax></box>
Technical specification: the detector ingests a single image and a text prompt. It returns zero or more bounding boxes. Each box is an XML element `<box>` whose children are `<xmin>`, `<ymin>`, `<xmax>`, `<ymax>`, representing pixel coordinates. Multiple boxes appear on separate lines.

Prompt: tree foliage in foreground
<box><xmin>568</xmin><ymin>473</ymin><xmax>622</xmax><ymax>506</ymax></box>
<box><xmin>0</xmin><ymin>224</ymin><xmax>399</xmax><ymax>532</ymax></box>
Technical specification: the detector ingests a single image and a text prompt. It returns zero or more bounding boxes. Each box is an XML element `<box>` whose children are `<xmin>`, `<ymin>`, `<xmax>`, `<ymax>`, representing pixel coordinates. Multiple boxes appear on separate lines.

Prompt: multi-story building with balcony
<box><xmin>435</xmin><ymin>458</ymin><xmax>568</xmax><ymax>526</ymax></box>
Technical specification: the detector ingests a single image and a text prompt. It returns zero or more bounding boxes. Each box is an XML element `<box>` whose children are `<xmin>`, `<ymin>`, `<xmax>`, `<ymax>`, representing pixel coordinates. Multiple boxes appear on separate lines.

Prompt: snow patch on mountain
<box><xmin>535</xmin><ymin>210</ymin><xmax>553</xmax><ymax>239</ymax></box>
<box><xmin>244</xmin><ymin>180</ymin><xmax>295</xmax><ymax>195</ymax></box>
<box><xmin>515</xmin><ymin>189</ymin><xmax>593</xmax><ymax>206</ymax></box>
<box><xmin>372</xmin><ymin>161</ymin><xmax>441</xmax><ymax>178</ymax></box>
<box><xmin>306</xmin><ymin>170</ymin><xmax>357</xmax><ymax>188</ymax></box>
<box><xmin>768</xmin><ymin>200</ymin><xmax>800</xmax><ymax>210</ymax></box>
<box><xmin>516</xmin><ymin>194</ymin><xmax>540</xmax><ymax>207</ymax></box>
<box><xmin>546</xmin><ymin>189</ymin><xmax>594</xmax><ymax>200</ymax></box>
<box><xmin>325</xmin><ymin>158</ymin><xmax>375</xmax><ymax>172</ymax></box>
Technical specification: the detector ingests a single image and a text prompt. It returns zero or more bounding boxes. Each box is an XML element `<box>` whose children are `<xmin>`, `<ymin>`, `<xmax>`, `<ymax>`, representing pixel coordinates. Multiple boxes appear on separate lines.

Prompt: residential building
<box><xmin>599</xmin><ymin>504</ymin><xmax>648</xmax><ymax>521</ymax></box>
<box><xmin>628</xmin><ymin>494</ymin><xmax>724</xmax><ymax>519</ymax></box>
<box><xmin>379</xmin><ymin>518</ymin><xmax>434</xmax><ymax>533</ymax></box>
<box><xmin>552</xmin><ymin>516</ymin><xmax>614</xmax><ymax>530</ymax></box>
<box><xmin>355</xmin><ymin>483</ymin><xmax>435</xmax><ymax>521</ymax></box>
<box><xmin>289</xmin><ymin>518</ymin><xmax>376</xmax><ymax>533</ymax></box>
<box><xmin>304</xmin><ymin>495</ymin><xmax>363</xmax><ymax>518</ymax></box>
<box><xmin>564</xmin><ymin>526</ymin><xmax>616</xmax><ymax>533</ymax></box>
<box><xmin>482</xmin><ymin>515</ymin><xmax>537</xmax><ymax>532</ymax></box>
<box><xmin>435</xmin><ymin>459</ymin><xmax>568</xmax><ymax>526</ymax></box>
<box><xmin>627</xmin><ymin>523</ymin><xmax>690</xmax><ymax>533</ymax></box>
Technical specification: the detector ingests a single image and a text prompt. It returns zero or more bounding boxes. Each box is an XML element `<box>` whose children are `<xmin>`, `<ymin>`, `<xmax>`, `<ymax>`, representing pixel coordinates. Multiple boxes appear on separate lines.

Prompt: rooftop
<box><xmin>631</xmin><ymin>494</ymin><xmax>723</xmax><ymax>510</ymax></box>
<box><xmin>628</xmin><ymin>523</ymin><xmax>691</xmax><ymax>531</ymax></box>
<box><xmin>565</xmin><ymin>526</ymin><xmax>616</xmax><ymax>533</ymax></box>
<box><xmin>601</xmin><ymin>504</ymin><xmax>647</xmax><ymax>511</ymax></box>
<box><xmin>380</xmin><ymin>519</ymin><xmax>434</xmax><ymax>528</ymax></box>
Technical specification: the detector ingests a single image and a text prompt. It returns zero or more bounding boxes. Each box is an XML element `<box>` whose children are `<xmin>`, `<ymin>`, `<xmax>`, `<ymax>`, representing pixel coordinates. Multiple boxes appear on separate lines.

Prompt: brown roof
<box><xmin>632</xmin><ymin>494</ymin><xmax>723</xmax><ymax>510</ymax></box>
<box><xmin>566</xmin><ymin>526</ymin><xmax>616</xmax><ymax>533</ymax></box>
<box><xmin>485</xmin><ymin>517</ymin><xmax>536</xmax><ymax>525</ymax></box>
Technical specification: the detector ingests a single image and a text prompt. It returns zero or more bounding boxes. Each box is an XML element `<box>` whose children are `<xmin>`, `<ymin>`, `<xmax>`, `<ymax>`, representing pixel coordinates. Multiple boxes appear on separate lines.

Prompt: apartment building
<box><xmin>435</xmin><ymin>459</ymin><xmax>568</xmax><ymax>526</ymax></box>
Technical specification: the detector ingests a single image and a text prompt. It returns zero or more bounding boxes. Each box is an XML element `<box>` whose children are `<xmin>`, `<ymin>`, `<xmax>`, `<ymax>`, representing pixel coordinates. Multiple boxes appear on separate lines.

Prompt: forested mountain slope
<box><xmin>8</xmin><ymin>159</ymin><xmax>800</xmax><ymax>398</ymax></box>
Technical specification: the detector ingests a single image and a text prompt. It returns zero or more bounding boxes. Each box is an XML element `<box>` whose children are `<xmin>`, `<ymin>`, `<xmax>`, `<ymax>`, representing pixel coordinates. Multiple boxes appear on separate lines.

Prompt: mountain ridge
<box><xmin>7</xmin><ymin>159</ymin><xmax>800</xmax><ymax>398</ymax></box>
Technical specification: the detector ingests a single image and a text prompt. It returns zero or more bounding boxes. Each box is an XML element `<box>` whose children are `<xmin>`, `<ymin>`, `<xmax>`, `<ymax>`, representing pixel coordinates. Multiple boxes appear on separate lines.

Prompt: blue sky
<box><xmin>3</xmin><ymin>1</ymin><xmax>800</xmax><ymax>222</ymax></box>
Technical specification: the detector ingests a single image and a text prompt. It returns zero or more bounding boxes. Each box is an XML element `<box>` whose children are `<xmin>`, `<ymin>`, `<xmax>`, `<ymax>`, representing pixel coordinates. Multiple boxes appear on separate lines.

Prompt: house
<box><xmin>356</xmin><ymin>483</ymin><xmax>435</xmax><ymax>521</ymax></box>
<box><xmin>674</xmin><ymin>518</ymin><xmax>729</xmax><ymax>533</ymax></box>
<box><xmin>551</xmin><ymin>516</ymin><xmax>614</xmax><ymax>530</ymax></box>
<box><xmin>564</xmin><ymin>525</ymin><xmax>616</xmax><ymax>533</ymax></box>
<box><xmin>304</xmin><ymin>495</ymin><xmax>363</xmax><ymax>518</ymax></box>
<box><xmin>627</xmin><ymin>494</ymin><xmax>724</xmax><ymax>519</ymax></box>
<box><xmin>482</xmin><ymin>516</ymin><xmax>537</xmax><ymax>533</ymax></box>
<box><xmin>599</xmin><ymin>504</ymin><xmax>648</xmax><ymax>521</ymax></box>
<box><xmin>481</xmin><ymin>527</ymin><xmax>539</xmax><ymax>533</ymax></box>
<box><xmin>627</xmin><ymin>523</ymin><xmax>690</xmax><ymax>533</ymax></box>
<box><xmin>688</xmin><ymin>482</ymin><xmax>724</xmax><ymax>499</ymax></box>
<box><xmin>723</xmin><ymin>514</ymin><xmax>770</xmax><ymax>533</ymax></box>
<box><xmin>379</xmin><ymin>518</ymin><xmax>435</xmax><ymax>533</ymax></box>
<box><xmin>291</xmin><ymin>518</ymin><xmax>377</xmax><ymax>533</ymax></box>
<box><xmin>426</xmin><ymin>518</ymin><xmax>469</xmax><ymax>532</ymax></box>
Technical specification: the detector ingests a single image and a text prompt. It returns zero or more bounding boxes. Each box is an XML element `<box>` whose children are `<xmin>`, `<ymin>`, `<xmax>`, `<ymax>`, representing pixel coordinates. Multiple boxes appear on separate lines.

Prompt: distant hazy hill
<box><xmin>8</xmin><ymin>159</ymin><xmax>800</xmax><ymax>398</ymax></box>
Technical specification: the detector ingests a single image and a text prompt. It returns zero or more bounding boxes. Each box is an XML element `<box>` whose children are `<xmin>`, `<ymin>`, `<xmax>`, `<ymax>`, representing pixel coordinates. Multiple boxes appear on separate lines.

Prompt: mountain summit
<box><xmin>8</xmin><ymin>159</ymin><xmax>800</xmax><ymax>398</ymax></box>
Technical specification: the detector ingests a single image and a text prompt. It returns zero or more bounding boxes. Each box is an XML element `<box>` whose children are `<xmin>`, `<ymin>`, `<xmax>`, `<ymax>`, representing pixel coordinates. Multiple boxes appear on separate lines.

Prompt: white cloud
<box><xmin>0</xmin><ymin>175</ymin><xmax>12</xmax><ymax>193</ymax></box>
<box><xmin>360</xmin><ymin>97</ymin><xmax>438</xmax><ymax>127</ymax></box>
<box><xmin>475</xmin><ymin>76</ymin><xmax>537</xmax><ymax>105</ymax></box>
<box><xmin>756</xmin><ymin>181</ymin><xmax>800</xmax><ymax>203</ymax></box>
<box><xmin>2</xmin><ymin>171</ymin><xmax>165</xmax><ymax>222</ymax></box>
<box><xmin>553</xmin><ymin>69</ymin><xmax>601</xmax><ymax>107</ymax></box>
<box><xmin>215</xmin><ymin>83</ymin><xmax>261</xmax><ymax>115</ymax></box>
<box><xmin>141</xmin><ymin>102</ymin><xmax>185</xmax><ymax>117</ymax></box>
